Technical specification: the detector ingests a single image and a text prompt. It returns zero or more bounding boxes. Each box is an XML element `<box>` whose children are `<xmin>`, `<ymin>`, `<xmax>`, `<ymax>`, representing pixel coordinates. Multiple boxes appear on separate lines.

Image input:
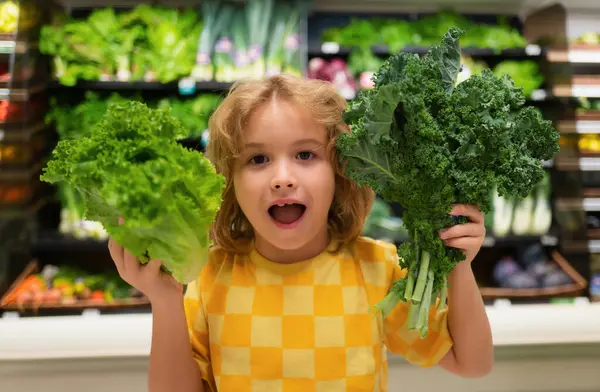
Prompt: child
<box><xmin>108</xmin><ymin>74</ymin><xmax>493</xmax><ymax>392</ymax></box>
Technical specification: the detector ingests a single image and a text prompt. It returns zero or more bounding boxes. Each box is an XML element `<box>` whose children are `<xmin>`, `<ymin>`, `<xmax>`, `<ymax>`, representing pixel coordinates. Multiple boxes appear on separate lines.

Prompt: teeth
<box><xmin>278</xmin><ymin>203</ymin><xmax>285</xmax><ymax>207</ymax></box>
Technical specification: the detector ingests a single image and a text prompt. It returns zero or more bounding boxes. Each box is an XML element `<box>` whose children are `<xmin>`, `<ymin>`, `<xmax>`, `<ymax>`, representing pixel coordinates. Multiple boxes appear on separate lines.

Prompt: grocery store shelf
<box><xmin>312</xmin><ymin>42</ymin><xmax>543</xmax><ymax>58</ymax></box>
<box><xmin>482</xmin><ymin>233</ymin><xmax>559</xmax><ymax>248</ymax></box>
<box><xmin>555</xmin><ymin>157</ymin><xmax>600</xmax><ymax>171</ymax></box>
<box><xmin>47</xmin><ymin>80</ymin><xmax>234</xmax><ymax>95</ymax></box>
<box><xmin>548</xmin><ymin>48</ymin><xmax>600</xmax><ymax>64</ymax></box>
<box><xmin>558</xmin><ymin>120</ymin><xmax>600</xmax><ymax>134</ymax></box>
<box><xmin>32</xmin><ymin>232</ymin><xmax>108</xmax><ymax>253</ymax></box>
<box><xmin>1</xmin><ymin>301</ymin><xmax>598</xmax><ymax>360</ymax></box>
<box><xmin>0</xmin><ymin>40</ymin><xmax>36</xmax><ymax>55</ymax></box>
<box><xmin>553</xmin><ymin>85</ymin><xmax>600</xmax><ymax>98</ymax></box>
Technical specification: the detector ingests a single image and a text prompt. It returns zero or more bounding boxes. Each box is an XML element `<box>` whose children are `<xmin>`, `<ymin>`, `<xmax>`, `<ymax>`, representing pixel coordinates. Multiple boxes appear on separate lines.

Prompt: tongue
<box><xmin>271</xmin><ymin>204</ymin><xmax>304</xmax><ymax>224</ymax></box>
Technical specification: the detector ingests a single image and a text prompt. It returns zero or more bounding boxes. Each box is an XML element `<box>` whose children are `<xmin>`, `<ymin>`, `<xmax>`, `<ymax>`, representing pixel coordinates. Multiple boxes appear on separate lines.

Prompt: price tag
<box><xmin>482</xmin><ymin>237</ymin><xmax>496</xmax><ymax>247</ymax></box>
<box><xmin>525</xmin><ymin>44</ymin><xmax>542</xmax><ymax>56</ymax></box>
<box><xmin>321</xmin><ymin>42</ymin><xmax>340</xmax><ymax>54</ymax></box>
<box><xmin>201</xmin><ymin>130</ymin><xmax>210</xmax><ymax>148</ymax></box>
<box><xmin>493</xmin><ymin>299</ymin><xmax>511</xmax><ymax>308</ymax></box>
<box><xmin>588</xmin><ymin>240</ymin><xmax>600</xmax><ymax>253</ymax></box>
<box><xmin>541</xmin><ymin>235</ymin><xmax>558</xmax><ymax>246</ymax></box>
<box><xmin>530</xmin><ymin>89</ymin><xmax>547</xmax><ymax>101</ymax></box>
<box><xmin>1</xmin><ymin>311</ymin><xmax>19</xmax><ymax>319</ymax></box>
<box><xmin>178</xmin><ymin>78</ymin><xmax>196</xmax><ymax>96</ymax></box>
<box><xmin>82</xmin><ymin>308</ymin><xmax>101</xmax><ymax>318</ymax></box>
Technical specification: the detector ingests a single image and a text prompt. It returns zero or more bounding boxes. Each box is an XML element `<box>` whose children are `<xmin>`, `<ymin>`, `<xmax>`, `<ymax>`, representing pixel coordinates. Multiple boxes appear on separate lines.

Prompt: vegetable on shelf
<box><xmin>1</xmin><ymin>264</ymin><xmax>144</xmax><ymax>309</ymax></box>
<box><xmin>337</xmin><ymin>28</ymin><xmax>560</xmax><ymax>337</ymax></box>
<box><xmin>246</xmin><ymin>0</ymin><xmax>274</xmax><ymax>78</ymax></box>
<box><xmin>321</xmin><ymin>11</ymin><xmax>529</xmax><ymax>53</ymax></box>
<box><xmin>485</xmin><ymin>172</ymin><xmax>553</xmax><ymax>238</ymax></box>
<box><xmin>40</xmin><ymin>101</ymin><xmax>225</xmax><ymax>284</ymax></box>
<box><xmin>40</xmin><ymin>5</ymin><xmax>203</xmax><ymax>86</ymax></box>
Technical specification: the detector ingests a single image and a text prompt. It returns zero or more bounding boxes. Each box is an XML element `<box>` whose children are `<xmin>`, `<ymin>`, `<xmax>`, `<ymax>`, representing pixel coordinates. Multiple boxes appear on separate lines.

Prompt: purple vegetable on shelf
<box><xmin>493</xmin><ymin>257</ymin><xmax>520</xmax><ymax>284</ymax></box>
<box><xmin>503</xmin><ymin>272</ymin><xmax>539</xmax><ymax>289</ymax></box>
<box><xmin>542</xmin><ymin>270</ymin><xmax>572</xmax><ymax>288</ymax></box>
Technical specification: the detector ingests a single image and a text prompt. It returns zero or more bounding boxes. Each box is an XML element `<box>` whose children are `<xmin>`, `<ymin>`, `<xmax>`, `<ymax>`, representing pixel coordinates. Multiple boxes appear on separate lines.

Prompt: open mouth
<box><xmin>268</xmin><ymin>203</ymin><xmax>307</xmax><ymax>226</ymax></box>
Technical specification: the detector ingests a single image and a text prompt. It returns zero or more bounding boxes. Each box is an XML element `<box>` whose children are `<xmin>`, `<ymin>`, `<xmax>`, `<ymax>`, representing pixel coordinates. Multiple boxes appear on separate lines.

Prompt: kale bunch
<box><xmin>337</xmin><ymin>28</ymin><xmax>559</xmax><ymax>337</ymax></box>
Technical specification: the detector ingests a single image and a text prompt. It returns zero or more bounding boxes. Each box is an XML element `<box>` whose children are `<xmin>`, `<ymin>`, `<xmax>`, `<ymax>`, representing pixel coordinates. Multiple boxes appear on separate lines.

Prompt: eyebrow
<box><xmin>243</xmin><ymin>138</ymin><xmax>324</xmax><ymax>149</ymax></box>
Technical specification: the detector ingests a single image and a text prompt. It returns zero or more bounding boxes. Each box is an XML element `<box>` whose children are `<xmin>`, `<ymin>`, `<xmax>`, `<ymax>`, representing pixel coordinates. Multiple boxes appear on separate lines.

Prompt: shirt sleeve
<box><xmin>383</xmin><ymin>261</ymin><xmax>454</xmax><ymax>368</ymax></box>
<box><xmin>184</xmin><ymin>277</ymin><xmax>216</xmax><ymax>392</ymax></box>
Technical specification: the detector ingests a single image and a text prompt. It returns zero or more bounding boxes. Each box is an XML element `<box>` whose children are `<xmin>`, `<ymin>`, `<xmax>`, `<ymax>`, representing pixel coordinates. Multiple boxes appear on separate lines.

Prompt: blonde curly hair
<box><xmin>206</xmin><ymin>74</ymin><xmax>374</xmax><ymax>253</ymax></box>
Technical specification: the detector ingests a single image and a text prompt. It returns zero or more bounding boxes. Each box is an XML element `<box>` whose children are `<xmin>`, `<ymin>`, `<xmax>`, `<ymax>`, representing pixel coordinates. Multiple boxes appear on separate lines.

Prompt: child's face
<box><xmin>233</xmin><ymin>98</ymin><xmax>335</xmax><ymax>257</ymax></box>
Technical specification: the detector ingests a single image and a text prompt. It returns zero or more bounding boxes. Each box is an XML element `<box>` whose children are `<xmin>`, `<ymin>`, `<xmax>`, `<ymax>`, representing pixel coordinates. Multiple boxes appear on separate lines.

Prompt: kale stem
<box><xmin>407</xmin><ymin>299</ymin><xmax>421</xmax><ymax>330</ymax></box>
<box><xmin>411</xmin><ymin>249</ymin><xmax>430</xmax><ymax>302</ymax></box>
<box><xmin>438</xmin><ymin>275</ymin><xmax>448</xmax><ymax>311</ymax></box>
<box><xmin>416</xmin><ymin>269</ymin><xmax>435</xmax><ymax>337</ymax></box>
<box><xmin>403</xmin><ymin>238</ymin><xmax>418</xmax><ymax>299</ymax></box>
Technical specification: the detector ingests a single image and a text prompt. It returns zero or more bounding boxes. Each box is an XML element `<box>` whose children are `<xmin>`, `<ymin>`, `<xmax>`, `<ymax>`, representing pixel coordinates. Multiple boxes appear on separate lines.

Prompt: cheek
<box><xmin>234</xmin><ymin>171</ymin><xmax>263</xmax><ymax>214</ymax></box>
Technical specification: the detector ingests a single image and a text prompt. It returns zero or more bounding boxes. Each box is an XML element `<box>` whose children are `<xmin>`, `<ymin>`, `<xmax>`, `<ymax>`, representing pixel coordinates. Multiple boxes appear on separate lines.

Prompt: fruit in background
<box><xmin>579</xmin><ymin>134</ymin><xmax>600</xmax><ymax>153</ymax></box>
<box><xmin>0</xmin><ymin>1</ymin><xmax>19</xmax><ymax>33</ymax></box>
<box><xmin>572</xmin><ymin>32</ymin><xmax>600</xmax><ymax>46</ymax></box>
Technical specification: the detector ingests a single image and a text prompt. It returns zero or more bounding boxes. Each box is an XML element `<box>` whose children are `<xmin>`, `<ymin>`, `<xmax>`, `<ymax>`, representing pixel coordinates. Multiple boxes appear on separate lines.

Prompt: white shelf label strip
<box><xmin>576</xmin><ymin>121</ymin><xmax>600</xmax><ymax>133</ymax></box>
<box><xmin>572</xmin><ymin>85</ymin><xmax>600</xmax><ymax>98</ymax></box>
<box><xmin>583</xmin><ymin>198</ymin><xmax>600</xmax><ymax>211</ymax></box>
<box><xmin>569</xmin><ymin>50</ymin><xmax>600</xmax><ymax>63</ymax></box>
<box><xmin>579</xmin><ymin>157</ymin><xmax>600</xmax><ymax>171</ymax></box>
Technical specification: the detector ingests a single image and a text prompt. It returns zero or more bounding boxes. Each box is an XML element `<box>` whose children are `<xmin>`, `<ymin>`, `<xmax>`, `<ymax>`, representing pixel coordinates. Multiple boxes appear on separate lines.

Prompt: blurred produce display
<box><xmin>571</xmin><ymin>32</ymin><xmax>600</xmax><ymax>46</ymax></box>
<box><xmin>0</xmin><ymin>263</ymin><xmax>145</xmax><ymax>310</ymax></box>
<box><xmin>493</xmin><ymin>244</ymin><xmax>573</xmax><ymax>290</ymax></box>
<box><xmin>0</xmin><ymin>0</ymin><xmax>41</xmax><ymax>34</ymax></box>
<box><xmin>362</xmin><ymin>198</ymin><xmax>408</xmax><ymax>244</ymax></box>
<box><xmin>39</xmin><ymin>0</ymin><xmax>306</xmax><ymax>86</ymax></box>
<box><xmin>309</xmin><ymin>51</ymin><xmax>543</xmax><ymax>100</ymax></box>
<box><xmin>485</xmin><ymin>172</ymin><xmax>553</xmax><ymax>238</ymax></box>
<box><xmin>40</xmin><ymin>5</ymin><xmax>202</xmax><ymax>85</ymax></box>
<box><xmin>321</xmin><ymin>12</ymin><xmax>528</xmax><ymax>52</ymax></box>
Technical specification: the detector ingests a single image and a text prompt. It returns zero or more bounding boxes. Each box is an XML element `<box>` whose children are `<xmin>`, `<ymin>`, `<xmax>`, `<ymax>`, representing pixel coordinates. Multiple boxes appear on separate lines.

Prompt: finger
<box><xmin>123</xmin><ymin>249</ymin><xmax>141</xmax><ymax>276</ymax></box>
<box><xmin>443</xmin><ymin>237</ymin><xmax>481</xmax><ymax>250</ymax></box>
<box><xmin>145</xmin><ymin>259</ymin><xmax>163</xmax><ymax>275</ymax></box>
<box><xmin>108</xmin><ymin>237</ymin><xmax>125</xmax><ymax>274</ymax></box>
<box><xmin>450</xmin><ymin>204</ymin><xmax>484</xmax><ymax>224</ymax></box>
<box><xmin>439</xmin><ymin>223</ymin><xmax>485</xmax><ymax>240</ymax></box>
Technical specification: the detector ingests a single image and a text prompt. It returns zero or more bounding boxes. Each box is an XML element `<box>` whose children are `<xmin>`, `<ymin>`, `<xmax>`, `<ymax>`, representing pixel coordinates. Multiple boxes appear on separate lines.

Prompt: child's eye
<box><xmin>297</xmin><ymin>151</ymin><xmax>314</xmax><ymax>160</ymax></box>
<box><xmin>249</xmin><ymin>155</ymin><xmax>268</xmax><ymax>165</ymax></box>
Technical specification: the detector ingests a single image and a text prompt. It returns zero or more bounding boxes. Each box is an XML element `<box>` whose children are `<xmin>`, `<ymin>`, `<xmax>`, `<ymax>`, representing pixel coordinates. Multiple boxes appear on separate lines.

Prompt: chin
<box><xmin>266</xmin><ymin>229</ymin><xmax>313</xmax><ymax>250</ymax></box>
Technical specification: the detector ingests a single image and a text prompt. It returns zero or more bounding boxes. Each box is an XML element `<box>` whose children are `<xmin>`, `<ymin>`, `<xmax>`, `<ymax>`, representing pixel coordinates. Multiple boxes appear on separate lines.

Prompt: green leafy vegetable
<box><xmin>493</xmin><ymin>60</ymin><xmax>544</xmax><ymax>98</ymax></box>
<box><xmin>337</xmin><ymin>28</ymin><xmax>559</xmax><ymax>337</ymax></box>
<box><xmin>40</xmin><ymin>5</ymin><xmax>202</xmax><ymax>85</ymax></box>
<box><xmin>40</xmin><ymin>102</ymin><xmax>225</xmax><ymax>284</ymax></box>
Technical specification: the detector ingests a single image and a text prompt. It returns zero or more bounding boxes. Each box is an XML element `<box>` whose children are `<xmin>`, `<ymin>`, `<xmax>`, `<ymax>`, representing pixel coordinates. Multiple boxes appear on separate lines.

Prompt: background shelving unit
<box><xmin>0</xmin><ymin>0</ymin><xmax>599</xmax><ymax>318</ymax></box>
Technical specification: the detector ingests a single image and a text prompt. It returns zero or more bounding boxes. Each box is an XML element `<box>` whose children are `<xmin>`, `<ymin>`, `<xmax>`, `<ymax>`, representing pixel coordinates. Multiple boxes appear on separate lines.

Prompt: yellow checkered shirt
<box><xmin>184</xmin><ymin>237</ymin><xmax>453</xmax><ymax>392</ymax></box>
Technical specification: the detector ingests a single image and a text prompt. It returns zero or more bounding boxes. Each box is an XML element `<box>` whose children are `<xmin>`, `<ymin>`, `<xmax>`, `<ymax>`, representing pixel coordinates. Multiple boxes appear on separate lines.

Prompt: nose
<box><xmin>271</xmin><ymin>161</ymin><xmax>296</xmax><ymax>190</ymax></box>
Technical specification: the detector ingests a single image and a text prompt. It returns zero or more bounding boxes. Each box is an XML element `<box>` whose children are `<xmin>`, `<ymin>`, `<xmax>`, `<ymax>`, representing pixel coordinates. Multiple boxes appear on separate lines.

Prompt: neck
<box><xmin>254</xmin><ymin>226</ymin><xmax>330</xmax><ymax>264</ymax></box>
